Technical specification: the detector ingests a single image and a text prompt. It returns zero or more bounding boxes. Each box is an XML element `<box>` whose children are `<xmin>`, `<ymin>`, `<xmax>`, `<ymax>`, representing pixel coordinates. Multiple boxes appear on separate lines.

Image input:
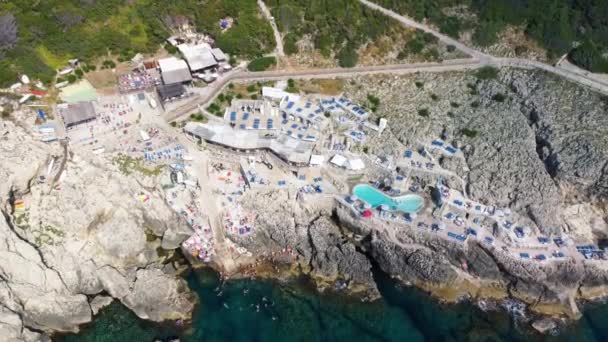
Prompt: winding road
<box><xmin>163</xmin><ymin>0</ymin><xmax>608</xmax><ymax>122</ymax></box>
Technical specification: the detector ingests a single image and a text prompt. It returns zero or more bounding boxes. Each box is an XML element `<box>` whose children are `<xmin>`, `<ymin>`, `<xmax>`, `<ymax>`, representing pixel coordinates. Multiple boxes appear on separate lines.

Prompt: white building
<box><xmin>158</xmin><ymin>57</ymin><xmax>192</xmax><ymax>84</ymax></box>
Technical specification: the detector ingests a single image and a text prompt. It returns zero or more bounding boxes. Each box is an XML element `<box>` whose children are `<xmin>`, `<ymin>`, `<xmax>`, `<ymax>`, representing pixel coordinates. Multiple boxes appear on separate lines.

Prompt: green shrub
<box><xmin>467</xmin><ymin>83</ymin><xmax>478</xmax><ymax>95</ymax></box>
<box><xmin>246</xmin><ymin>84</ymin><xmax>257</xmax><ymax>93</ymax></box>
<box><xmin>247</xmin><ymin>57</ymin><xmax>276</xmax><ymax>71</ymax></box>
<box><xmin>492</xmin><ymin>93</ymin><xmax>506</xmax><ymax>102</ymax></box>
<box><xmin>284</xmin><ymin>33</ymin><xmax>299</xmax><ymax>55</ymax></box>
<box><xmin>208</xmin><ymin>103</ymin><xmax>220</xmax><ymax>112</ymax></box>
<box><xmin>471</xmin><ymin>100</ymin><xmax>480</xmax><ymax>108</ymax></box>
<box><xmin>450</xmin><ymin>102</ymin><xmax>460</xmax><ymax>108</ymax></box>
<box><xmin>475</xmin><ymin>66</ymin><xmax>499</xmax><ymax>80</ymax></box>
<box><xmin>337</xmin><ymin>43</ymin><xmax>358</xmax><ymax>68</ymax></box>
<box><xmin>461</xmin><ymin>128</ymin><xmax>479</xmax><ymax>138</ymax></box>
<box><xmin>367</xmin><ymin>94</ymin><xmax>380</xmax><ymax>107</ymax></box>
<box><xmin>415</xmin><ymin>81</ymin><xmax>424</xmax><ymax>89</ymax></box>
<box><xmin>430</xmin><ymin>93</ymin><xmax>439</xmax><ymax>101</ymax></box>
<box><xmin>418</xmin><ymin>108</ymin><xmax>430</xmax><ymax>117</ymax></box>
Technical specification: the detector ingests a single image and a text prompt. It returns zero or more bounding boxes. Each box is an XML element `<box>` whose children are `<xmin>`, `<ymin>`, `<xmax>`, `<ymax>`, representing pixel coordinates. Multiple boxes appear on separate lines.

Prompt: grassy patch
<box><xmin>418</xmin><ymin>108</ymin><xmax>430</xmax><ymax>117</ymax></box>
<box><xmin>37</xmin><ymin>45</ymin><xmax>70</xmax><ymax>69</ymax></box>
<box><xmin>113</xmin><ymin>154</ymin><xmax>164</xmax><ymax>176</ymax></box>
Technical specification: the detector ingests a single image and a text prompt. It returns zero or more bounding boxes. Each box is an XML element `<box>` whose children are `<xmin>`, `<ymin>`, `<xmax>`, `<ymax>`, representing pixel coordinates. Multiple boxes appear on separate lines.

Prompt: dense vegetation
<box><xmin>266</xmin><ymin>0</ymin><xmax>403</xmax><ymax>67</ymax></box>
<box><xmin>378</xmin><ymin>0</ymin><xmax>608</xmax><ymax>72</ymax></box>
<box><xmin>0</xmin><ymin>0</ymin><xmax>274</xmax><ymax>87</ymax></box>
<box><xmin>247</xmin><ymin>56</ymin><xmax>277</xmax><ymax>71</ymax></box>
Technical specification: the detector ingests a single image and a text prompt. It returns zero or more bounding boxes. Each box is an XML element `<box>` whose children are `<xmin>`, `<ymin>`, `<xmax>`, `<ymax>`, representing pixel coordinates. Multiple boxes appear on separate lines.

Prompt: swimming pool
<box><xmin>353</xmin><ymin>184</ymin><xmax>424</xmax><ymax>213</ymax></box>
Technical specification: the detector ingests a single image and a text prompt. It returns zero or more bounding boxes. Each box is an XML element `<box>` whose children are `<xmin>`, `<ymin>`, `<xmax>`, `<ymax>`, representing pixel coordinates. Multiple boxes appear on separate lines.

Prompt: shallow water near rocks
<box><xmin>57</xmin><ymin>267</ymin><xmax>608</xmax><ymax>342</ymax></box>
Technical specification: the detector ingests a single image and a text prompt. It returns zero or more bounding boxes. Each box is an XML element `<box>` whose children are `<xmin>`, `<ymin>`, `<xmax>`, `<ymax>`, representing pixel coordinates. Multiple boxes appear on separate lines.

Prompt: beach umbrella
<box><xmin>363</xmin><ymin>202</ymin><xmax>372</xmax><ymax>209</ymax></box>
<box><xmin>409</xmin><ymin>212</ymin><xmax>417</xmax><ymax>219</ymax></box>
<box><xmin>350</xmin><ymin>195</ymin><xmax>359</xmax><ymax>202</ymax></box>
<box><xmin>362</xmin><ymin>210</ymin><xmax>373</xmax><ymax>218</ymax></box>
<box><xmin>439</xmin><ymin>222</ymin><xmax>446</xmax><ymax>230</ymax></box>
<box><xmin>379</xmin><ymin>204</ymin><xmax>389</xmax><ymax>211</ymax></box>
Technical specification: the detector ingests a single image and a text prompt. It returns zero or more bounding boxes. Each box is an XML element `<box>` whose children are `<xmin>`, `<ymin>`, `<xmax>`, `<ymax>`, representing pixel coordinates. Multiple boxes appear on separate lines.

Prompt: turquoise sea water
<box><xmin>353</xmin><ymin>184</ymin><xmax>424</xmax><ymax>213</ymax></box>
<box><xmin>56</xmin><ymin>267</ymin><xmax>608</xmax><ymax>342</ymax></box>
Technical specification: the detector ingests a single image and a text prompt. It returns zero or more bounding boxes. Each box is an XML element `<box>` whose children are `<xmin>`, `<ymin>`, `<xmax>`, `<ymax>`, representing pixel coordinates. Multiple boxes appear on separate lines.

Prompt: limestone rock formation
<box><xmin>0</xmin><ymin>118</ymin><xmax>196</xmax><ymax>336</ymax></box>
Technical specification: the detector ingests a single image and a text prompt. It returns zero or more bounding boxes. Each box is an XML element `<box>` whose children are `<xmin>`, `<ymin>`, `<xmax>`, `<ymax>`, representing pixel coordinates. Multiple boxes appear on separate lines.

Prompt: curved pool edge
<box><xmin>352</xmin><ymin>184</ymin><xmax>425</xmax><ymax>214</ymax></box>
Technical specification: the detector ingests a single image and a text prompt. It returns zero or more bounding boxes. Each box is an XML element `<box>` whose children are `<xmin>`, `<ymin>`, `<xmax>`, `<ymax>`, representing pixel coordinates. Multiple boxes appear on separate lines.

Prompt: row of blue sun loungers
<box><xmin>520</xmin><ymin>252</ymin><xmax>548</xmax><ymax>261</ymax></box>
<box><xmin>447</xmin><ymin>232</ymin><xmax>467</xmax><ymax>242</ymax></box>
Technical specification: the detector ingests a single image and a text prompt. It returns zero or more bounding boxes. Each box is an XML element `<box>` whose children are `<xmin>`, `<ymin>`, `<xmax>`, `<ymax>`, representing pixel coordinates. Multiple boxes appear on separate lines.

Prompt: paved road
<box><xmin>163</xmin><ymin>1</ymin><xmax>608</xmax><ymax>122</ymax></box>
<box><xmin>163</xmin><ymin>59</ymin><xmax>481</xmax><ymax>121</ymax></box>
<box><xmin>359</xmin><ymin>0</ymin><xmax>489</xmax><ymax>61</ymax></box>
<box><xmin>359</xmin><ymin>0</ymin><xmax>608</xmax><ymax>94</ymax></box>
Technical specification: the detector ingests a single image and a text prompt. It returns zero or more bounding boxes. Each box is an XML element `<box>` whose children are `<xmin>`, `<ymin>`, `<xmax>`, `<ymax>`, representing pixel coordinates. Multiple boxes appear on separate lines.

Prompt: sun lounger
<box><xmin>519</xmin><ymin>253</ymin><xmax>530</xmax><ymax>259</ymax></box>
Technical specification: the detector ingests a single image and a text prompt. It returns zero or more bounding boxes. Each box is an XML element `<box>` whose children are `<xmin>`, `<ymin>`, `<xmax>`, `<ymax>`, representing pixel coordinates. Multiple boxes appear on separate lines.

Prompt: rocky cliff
<box><xmin>0</xmin><ymin>118</ymin><xmax>196</xmax><ymax>340</ymax></box>
<box><xmin>343</xmin><ymin>68</ymin><xmax>608</xmax><ymax>238</ymax></box>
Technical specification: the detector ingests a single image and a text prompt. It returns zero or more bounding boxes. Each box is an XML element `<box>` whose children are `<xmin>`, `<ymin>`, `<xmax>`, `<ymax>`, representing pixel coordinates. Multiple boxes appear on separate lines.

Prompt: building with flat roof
<box><xmin>178</xmin><ymin>44</ymin><xmax>218</xmax><ymax>72</ymax></box>
<box><xmin>157</xmin><ymin>83</ymin><xmax>186</xmax><ymax>102</ymax></box>
<box><xmin>158</xmin><ymin>57</ymin><xmax>192</xmax><ymax>84</ymax></box>
<box><xmin>57</xmin><ymin>101</ymin><xmax>97</xmax><ymax>129</ymax></box>
<box><xmin>211</xmin><ymin>48</ymin><xmax>228</xmax><ymax>62</ymax></box>
<box><xmin>184</xmin><ymin>122</ymin><xmax>315</xmax><ymax>166</ymax></box>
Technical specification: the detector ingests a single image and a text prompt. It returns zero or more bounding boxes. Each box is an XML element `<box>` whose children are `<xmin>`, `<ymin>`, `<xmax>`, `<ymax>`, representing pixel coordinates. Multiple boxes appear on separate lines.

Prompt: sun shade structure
<box><xmin>59</xmin><ymin>101</ymin><xmax>97</xmax><ymax>128</ymax></box>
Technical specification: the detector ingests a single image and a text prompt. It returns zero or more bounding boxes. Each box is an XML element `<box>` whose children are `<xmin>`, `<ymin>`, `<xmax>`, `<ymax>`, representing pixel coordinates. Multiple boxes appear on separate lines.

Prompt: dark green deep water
<box><xmin>56</xmin><ymin>267</ymin><xmax>608</xmax><ymax>342</ymax></box>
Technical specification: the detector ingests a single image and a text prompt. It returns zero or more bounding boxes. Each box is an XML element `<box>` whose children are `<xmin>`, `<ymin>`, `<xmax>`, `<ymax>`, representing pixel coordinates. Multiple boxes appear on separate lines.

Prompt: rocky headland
<box><xmin>1</xmin><ymin>67</ymin><xmax>607</xmax><ymax>339</ymax></box>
